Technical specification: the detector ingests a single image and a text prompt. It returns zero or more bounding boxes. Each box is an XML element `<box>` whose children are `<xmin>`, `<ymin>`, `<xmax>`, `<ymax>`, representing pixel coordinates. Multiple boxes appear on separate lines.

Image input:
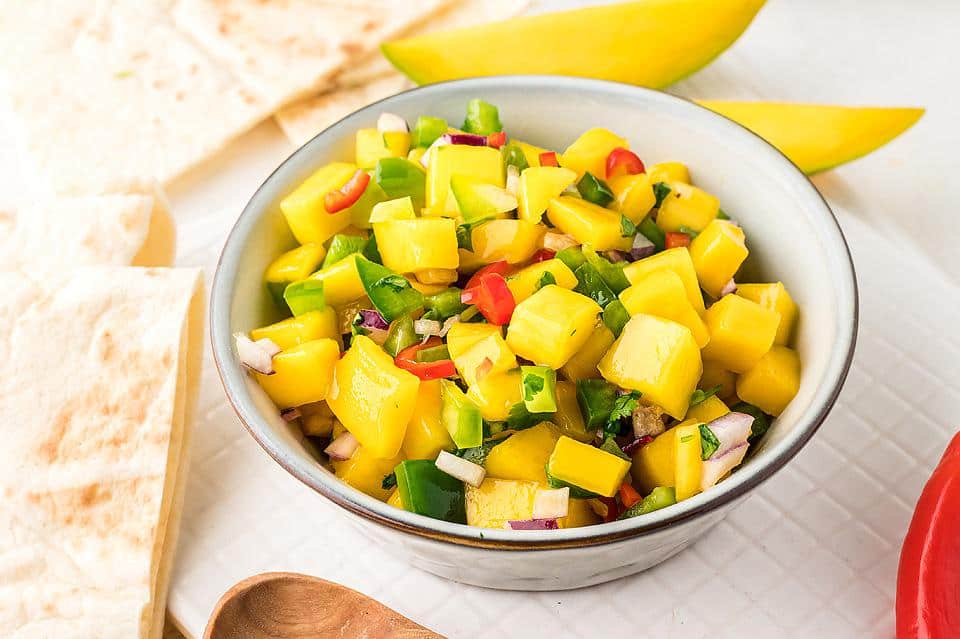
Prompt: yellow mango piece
<box><xmin>623</xmin><ymin>247</ymin><xmax>706</xmax><ymax>313</ymax></box>
<box><xmin>332</xmin><ymin>446</ymin><xmax>403</xmax><ymax>502</ymax></box>
<box><xmin>405</xmin><ymin>276</ymin><xmax>449</xmax><ymax>296</ymax></box>
<box><xmin>559</xmin><ymin>322</ymin><xmax>615</xmax><ymax>384</ymax></box>
<box><xmin>255</xmin><ymin>338</ymin><xmax>339</xmax><ymax>409</ymax></box>
<box><xmin>553</xmin><ymin>381</ymin><xmax>593</xmax><ymax>442</ymax></box>
<box><xmin>374</xmin><ymin>218</ymin><xmax>459</xmax><ymax>273</ymax></box>
<box><xmin>700</xmin><ymin>361</ymin><xmax>738</xmax><ymax>402</ymax></box>
<box><xmin>518</xmin><ymin>166</ymin><xmax>578</xmax><ymax>223</ymax></box>
<box><xmin>369</xmin><ymin>196</ymin><xmax>416</xmax><ymax>223</ymax></box>
<box><xmin>327</xmin><ymin>335</ymin><xmax>420</xmax><ymax>459</ymax></box>
<box><xmin>686</xmin><ymin>395</ymin><xmax>730</xmax><ymax>424</ymax></box>
<box><xmin>560</xmin><ymin>128</ymin><xmax>628</xmax><ymax>179</ymax></box>
<box><xmin>632</xmin><ymin>420</ymin><xmax>703</xmax><ymax>501</ymax></box>
<box><xmin>689</xmin><ymin>220</ymin><xmax>748</xmax><ymax>298</ymax></box>
<box><xmin>736</xmin><ymin>346</ymin><xmax>801</xmax><ymax>416</ymax></box>
<box><xmin>547</xmin><ymin>436</ymin><xmax>631</xmax><ymax>498</ymax></box>
<box><xmin>299</xmin><ymin>401</ymin><xmax>336</xmax><ymax>438</ymax></box>
<box><xmin>387</xmin><ymin>488</ymin><xmax>404</xmax><ymax>509</ymax></box>
<box><xmin>619</xmin><ymin>270</ymin><xmax>710</xmax><ymax>347</ymax></box>
<box><xmin>446</xmin><ymin>322</ymin><xmax>502</xmax><ymax>361</ymax></box>
<box><xmin>465</xmin><ymin>478</ymin><xmax>539</xmax><ymax>529</ymax></box>
<box><xmin>426</xmin><ymin>145</ymin><xmax>503</xmax><ymax>215</ymax></box>
<box><xmin>382</xmin><ymin>0</ymin><xmax>764</xmax><ymax>88</ymax></box>
<box><xmin>737</xmin><ymin>282</ymin><xmax>799</xmax><ymax>346</ymax></box>
<box><xmin>598</xmin><ymin>314</ymin><xmax>702</xmax><ymax>419</ymax></box>
<box><xmin>470</xmin><ymin>219</ymin><xmax>545</xmax><ymax>264</ymax></box>
<box><xmin>355</xmin><ymin>128</ymin><xmax>409</xmax><ymax>169</ymax></box>
<box><xmin>559</xmin><ymin>498</ymin><xmax>601</xmax><ymax>528</ymax></box>
<box><xmin>701</xmin><ymin>295</ymin><xmax>779</xmax><ymax>373</ymax></box>
<box><xmin>486</xmin><ymin>423</ymin><xmax>562</xmax><ymax>484</ymax></box>
<box><xmin>697</xmin><ymin>101</ymin><xmax>925</xmax><ymax>174</ymax></box>
<box><xmin>309</xmin><ymin>254</ymin><xmax>365</xmax><ymax>307</ymax></box>
<box><xmin>656</xmin><ymin>181</ymin><xmax>720</xmax><ymax>233</ymax></box>
<box><xmin>647</xmin><ymin>162</ymin><xmax>690</xmax><ymax>184</ymax></box>
<box><xmin>609</xmin><ymin>173</ymin><xmax>656</xmax><ymax>223</ymax></box>
<box><xmin>506</xmin><ymin>285</ymin><xmax>602</xmax><ymax>369</ymax></box>
<box><xmin>454</xmin><ymin>332</ymin><xmax>517</xmax><ymax>389</ymax></box>
<box><xmin>250</xmin><ymin>308</ymin><xmax>339</xmax><ymax>350</ymax></box>
<box><xmin>280</xmin><ymin>162</ymin><xmax>357</xmax><ymax>245</ymax></box>
<box><xmin>402</xmin><ymin>380</ymin><xmax>455</xmax><ymax>460</ymax></box>
<box><xmin>466</xmin><ymin>370</ymin><xmax>523</xmax><ymax>421</ymax></box>
<box><xmin>546</xmin><ymin>195</ymin><xmax>632</xmax><ymax>252</ymax></box>
<box><xmin>506</xmin><ymin>258</ymin><xmax>578</xmax><ymax>303</ymax></box>
<box><xmin>264</xmin><ymin>243</ymin><xmax>327</xmax><ymax>290</ymax></box>
<box><xmin>513</xmin><ymin>140</ymin><xmax>549</xmax><ymax>168</ymax></box>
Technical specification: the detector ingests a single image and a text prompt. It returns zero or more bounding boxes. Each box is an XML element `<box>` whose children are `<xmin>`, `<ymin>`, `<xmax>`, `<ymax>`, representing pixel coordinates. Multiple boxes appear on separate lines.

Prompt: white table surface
<box><xmin>3</xmin><ymin>1</ymin><xmax>958</xmax><ymax>637</ymax></box>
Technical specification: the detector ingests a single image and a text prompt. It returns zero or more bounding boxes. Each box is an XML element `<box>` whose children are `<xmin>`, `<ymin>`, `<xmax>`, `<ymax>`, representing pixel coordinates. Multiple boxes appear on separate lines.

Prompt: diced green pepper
<box><xmin>555</xmin><ymin>246</ymin><xmax>587</xmax><ymax>272</ymax></box>
<box><xmin>440</xmin><ymin>379</ymin><xmax>483</xmax><ymax>449</ymax></box>
<box><xmin>638</xmin><ymin>217</ymin><xmax>666</xmax><ymax>251</ymax></box>
<box><xmin>618</xmin><ymin>486</ymin><xmax>677</xmax><ymax>519</ymax></box>
<box><xmin>375</xmin><ymin>158</ymin><xmax>426</xmax><ymax>210</ymax></box>
<box><xmin>699</xmin><ymin>424</ymin><xmax>720</xmax><ymax>460</ymax></box>
<box><xmin>602</xmin><ymin>299</ymin><xmax>630</xmax><ymax>337</ymax></box>
<box><xmin>536</xmin><ymin>271</ymin><xmax>556</xmax><ymax>291</ymax></box>
<box><xmin>361</xmin><ymin>233</ymin><xmax>382</xmax><ymax>263</ymax></box>
<box><xmin>355</xmin><ymin>257</ymin><xmax>424</xmax><ymax>322</ymax></box>
<box><xmin>283</xmin><ymin>279</ymin><xmax>325</xmax><ymax>316</ymax></box>
<box><xmin>462</xmin><ymin>98</ymin><xmax>502</xmax><ymax>135</ymax></box>
<box><xmin>394</xmin><ymin>459</ymin><xmax>467</xmax><ymax>523</ymax></box>
<box><xmin>383</xmin><ymin>314</ymin><xmax>418</xmax><ymax>357</ymax></box>
<box><xmin>415</xmin><ymin>344</ymin><xmax>451</xmax><ymax>363</ymax></box>
<box><xmin>574</xmin><ymin>263</ymin><xmax>616</xmax><ymax>307</ymax></box>
<box><xmin>323</xmin><ymin>234</ymin><xmax>367</xmax><ymax>269</ymax></box>
<box><xmin>424</xmin><ymin>287</ymin><xmax>466</xmax><ymax>320</ymax></box>
<box><xmin>576</xmin><ymin>378</ymin><xmax>618</xmax><ymax>429</ymax></box>
<box><xmin>412</xmin><ymin>116</ymin><xmax>448</xmax><ymax>148</ymax></box>
<box><xmin>733</xmin><ymin>401</ymin><xmax>771</xmax><ymax>444</ymax></box>
<box><xmin>501</xmin><ymin>143</ymin><xmax>529</xmax><ymax>173</ymax></box>
<box><xmin>582</xmin><ymin>245</ymin><xmax>630</xmax><ymax>293</ymax></box>
<box><xmin>520</xmin><ymin>365</ymin><xmax>558</xmax><ymax>413</ymax></box>
<box><xmin>600</xmin><ymin>436</ymin><xmax>630</xmax><ymax>461</ymax></box>
<box><xmin>576</xmin><ymin>172</ymin><xmax>614</xmax><ymax>207</ymax></box>
<box><xmin>652</xmin><ymin>181</ymin><xmax>672</xmax><ymax>208</ymax></box>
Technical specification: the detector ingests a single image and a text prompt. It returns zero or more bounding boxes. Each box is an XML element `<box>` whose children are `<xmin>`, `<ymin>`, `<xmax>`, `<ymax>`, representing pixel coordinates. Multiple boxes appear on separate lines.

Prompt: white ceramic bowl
<box><xmin>211</xmin><ymin>76</ymin><xmax>857</xmax><ymax>590</ymax></box>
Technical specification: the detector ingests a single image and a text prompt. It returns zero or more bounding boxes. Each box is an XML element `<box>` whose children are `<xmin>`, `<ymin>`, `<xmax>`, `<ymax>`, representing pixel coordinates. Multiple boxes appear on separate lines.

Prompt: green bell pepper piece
<box><xmin>423</xmin><ymin>287</ymin><xmax>466</xmax><ymax>320</ymax></box>
<box><xmin>361</xmin><ymin>232</ymin><xmax>382</xmax><ymax>264</ymax></box>
<box><xmin>652</xmin><ymin>181</ymin><xmax>672</xmax><ymax>208</ymax></box>
<box><xmin>638</xmin><ymin>217</ymin><xmax>666</xmax><ymax>251</ymax></box>
<box><xmin>282</xmin><ymin>279</ymin><xmax>325</xmax><ymax>316</ymax></box>
<box><xmin>520</xmin><ymin>365</ymin><xmax>558</xmax><ymax>413</ymax></box>
<box><xmin>576</xmin><ymin>378</ymin><xmax>618</xmax><ymax>429</ymax></box>
<box><xmin>415</xmin><ymin>344</ymin><xmax>451</xmax><ymax>363</ymax></box>
<box><xmin>355</xmin><ymin>257</ymin><xmax>424</xmax><ymax>322</ymax></box>
<box><xmin>462</xmin><ymin>98</ymin><xmax>502</xmax><ymax>136</ymax></box>
<box><xmin>582</xmin><ymin>245</ymin><xmax>630</xmax><ymax>293</ymax></box>
<box><xmin>501</xmin><ymin>143</ymin><xmax>529</xmax><ymax>173</ymax></box>
<box><xmin>618</xmin><ymin>486</ymin><xmax>677</xmax><ymax>519</ymax></box>
<box><xmin>375</xmin><ymin>157</ymin><xmax>426</xmax><ymax>210</ymax></box>
<box><xmin>323</xmin><ymin>234</ymin><xmax>367</xmax><ymax>269</ymax></box>
<box><xmin>602</xmin><ymin>299</ymin><xmax>630</xmax><ymax>337</ymax></box>
<box><xmin>576</xmin><ymin>172</ymin><xmax>614</xmax><ymax>207</ymax></box>
<box><xmin>555</xmin><ymin>246</ymin><xmax>587</xmax><ymax>272</ymax></box>
<box><xmin>717</xmin><ymin>208</ymin><xmax>731</xmax><ymax>220</ymax></box>
<box><xmin>411</xmin><ymin>116</ymin><xmax>447</xmax><ymax>148</ymax></box>
<box><xmin>440</xmin><ymin>379</ymin><xmax>483</xmax><ymax>449</ymax></box>
<box><xmin>383</xmin><ymin>314</ymin><xmax>418</xmax><ymax>357</ymax></box>
<box><xmin>394</xmin><ymin>459</ymin><xmax>467</xmax><ymax>523</ymax></box>
<box><xmin>574</xmin><ymin>263</ymin><xmax>617</xmax><ymax>307</ymax></box>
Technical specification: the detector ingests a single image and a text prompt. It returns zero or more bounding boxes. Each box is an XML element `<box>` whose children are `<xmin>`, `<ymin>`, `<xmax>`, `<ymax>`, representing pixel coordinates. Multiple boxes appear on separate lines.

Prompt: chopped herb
<box><xmin>699</xmin><ymin>424</ymin><xmax>720</xmax><ymax>460</ymax></box>
<box><xmin>620</xmin><ymin>215</ymin><xmax>637</xmax><ymax>238</ymax></box>
<box><xmin>506</xmin><ymin>402</ymin><xmax>553</xmax><ymax>430</ymax></box>
<box><xmin>609</xmin><ymin>391</ymin><xmax>641</xmax><ymax>423</ymax></box>
<box><xmin>350</xmin><ymin>313</ymin><xmax>370</xmax><ymax>337</ymax></box>
<box><xmin>652</xmin><ymin>182</ymin><xmax>672</xmax><ymax>208</ymax></box>
<box><xmin>733</xmin><ymin>401</ymin><xmax>771</xmax><ymax>444</ymax></box>
<box><xmin>600</xmin><ymin>436</ymin><xmax>631</xmax><ymax>461</ymax></box>
<box><xmin>689</xmin><ymin>385</ymin><xmax>722</xmax><ymax>407</ymax></box>
<box><xmin>381</xmin><ymin>473</ymin><xmax>397</xmax><ymax>490</ymax></box>
<box><xmin>536</xmin><ymin>271</ymin><xmax>557</xmax><ymax>290</ymax></box>
<box><xmin>456</xmin><ymin>439</ymin><xmax>503</xmax><ymax>466</ymax></box>
<box><xmin>456</xmin><ymin>223</ymin><xmax>475</xmax><ymax>251</ymax></box>
<box><xmin>522</xmin><ymin>375</ymin><xmax>545</xmax><ymax>401</ymax></box>
<box><xmin>375</xmin><ymin>274</ymin><xmax>410</xmax><ymax>293</ymax></box>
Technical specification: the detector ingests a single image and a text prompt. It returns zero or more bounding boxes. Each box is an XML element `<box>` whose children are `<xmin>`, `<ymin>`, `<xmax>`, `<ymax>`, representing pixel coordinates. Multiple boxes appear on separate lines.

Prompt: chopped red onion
<box><xmin>507</xmin><ymin>518</ymin><xmax>559</xmax><ymax>530</ymax></box>
<box><xmin>414</xmin><ymin>318</ymin><xmax>442</xmax><ymax>336</ymax></box>
<box><xmin>435</xmin><ymin>450</ymin><xmax>486</xmax><ymax>487</ymax></box>
<box><xmin>542</xmin><ymin>232</ymin><xmax>579</xmax><ymax>252</ymax></box>
<box><xmin>719</xmin><ymin>279</ymin><xmax>738</xmax><ymax>297</ymax></box>
<box><xmin>605</xmin><ymin>250</ymin><xmax>629</xmax><ymax>263</ymax></box>
<box><xmin>505</xmin><ymin>165</ymin><xmax>520</xmax><ymax>196</ymax></box>
<box><xmin>255</xmin><ymin>338</ymin><xmax>282</xmax><ymax>358</ymax></box>
<box><xmin>700</xmin><ymin>442</ymin><xmax>748</xmax><ymax>491</ymax></box>
<box><xmin>705</xmin><ymin>412</ymin><xmax>753</xmax><ymax>458</ymax></box>
<box><xmin>622</xmin><ymin>435</ymin><xmax>654</xmax><ymax>456</ymax></box>
<box><xmin>445</xmin><ymin>132</ymin><xmax>488</xmax><ymax>146</ymax></box>
<box><xmin>358</xmin><ymin>309</ymin><xmax>389</xmax><ymax>330</ymax></box>
<box><xmin>325</xmin><ymin>432</ymin><xmax>359</xmax><ymax>461</ymax></box>
<box><xmin>234</xmin><ymin>333</ymin><xmax>276</xmax><ymax>375</ymax></box>
<box><xmin>280</xmin><ymin>407</ymin><xmax>301</xmax><ymax>422</ymax></box>
<box><xmin>376</xmin><ymin>112</ymin><xmax>408</xmax><ymax>133</ymax></box>
<box><xmin>475</xmin><ymin>357</ymin><xmax>494</xmax><ymax>381</ymax></box>
<box><xmin>631</xmin><ymin>234</ymin><xmax>656</xmax><ymax>260</ymax></box>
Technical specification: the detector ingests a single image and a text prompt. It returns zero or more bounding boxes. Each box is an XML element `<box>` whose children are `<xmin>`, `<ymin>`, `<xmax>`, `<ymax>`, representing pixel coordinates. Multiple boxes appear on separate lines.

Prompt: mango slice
<box><xmin>382</xmin><ymin>0</ymin><xmax>766</xmax><ymax>88</ymax></box>
<box><xmin>698</xmin><ymin>101</ymin><xmax>924</xmax><ymax>174</ymax></box>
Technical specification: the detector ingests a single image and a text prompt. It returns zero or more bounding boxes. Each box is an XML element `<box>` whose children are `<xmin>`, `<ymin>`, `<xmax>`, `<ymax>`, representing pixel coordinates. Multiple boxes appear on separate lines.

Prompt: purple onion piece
<box><xmin>719</xmin><ymin>279</ymin><xmax>738</xmax><ymax>297</ymax></box>
<box><xmin>280</xmin><ymin>407</ymin><xmax>301</xmax><ymax>422</ymax></box>
<box><xmin>705</xmin><ymin>412</ymin><xmax>753</xmax><ymax>459</ymax></box>
<box><xmin>358</xmin><ymin>309</ymin><xmax>389</xmax><ymax>330</ymax></box>
<box><xmin>446</xmin><ymin>132</ymin><xmax>488</xmax><ymax>146</ymax></box>
<box><xmin>605</xmin><ymin>250</ymin><xmax>629</xmax><ymax>263</ymax></box>
<box><xmin>507</xmin><ymin>518</ymin><xmax>559</xmax><ymax>530</ymax></box>
<box><xmin>622</xmin><ymin>435</ymin><xmax>654</xmax><ymax>456</ymax></box>
<box><xmin>630</xmin><ymin>233</ymin><xmax>656</xmax><ymax>260</ymax></box>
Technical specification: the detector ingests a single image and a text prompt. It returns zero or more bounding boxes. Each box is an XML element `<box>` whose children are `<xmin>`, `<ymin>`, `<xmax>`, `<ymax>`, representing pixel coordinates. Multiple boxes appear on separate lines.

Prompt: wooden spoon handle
<box><xmin>204</xmin><ymin>572</ymin><xmax>444</xmax><ymax>639</ymax></box>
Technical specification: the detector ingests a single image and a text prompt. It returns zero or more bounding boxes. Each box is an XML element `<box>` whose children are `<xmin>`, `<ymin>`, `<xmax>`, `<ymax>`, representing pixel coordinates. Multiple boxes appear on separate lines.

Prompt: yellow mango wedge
<box><xmin>697</xmin><ymin>101</ymin><xmax>924</xmax><ymax>174</ymax></box>
<box><xmin>382</xmin><ymin>0</ymin><xmax>766</xmax><ymax>87</ymax></box>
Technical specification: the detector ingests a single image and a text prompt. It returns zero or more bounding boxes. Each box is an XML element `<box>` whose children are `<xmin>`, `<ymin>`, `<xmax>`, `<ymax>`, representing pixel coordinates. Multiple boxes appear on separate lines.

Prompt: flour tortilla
<box><xmin>0</xmin><ymin>183</ymin><xmax>176</xmax><ymax>275</ymax></box>
<box><xmin>0</xmin><ymin>267</ymin><xmax>204</xmax><ymax>639</ymax></box>
<box><xmin>274</xmin><ymin>0</ymin><xmax>530</xmax><ymax>146</ymax></box>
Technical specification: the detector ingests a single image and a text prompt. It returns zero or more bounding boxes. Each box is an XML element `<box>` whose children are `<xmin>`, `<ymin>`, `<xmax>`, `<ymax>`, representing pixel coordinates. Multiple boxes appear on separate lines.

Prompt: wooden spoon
<box><xmin>203</xmin><ymin>572</ymin><xmax>444</xmax><ymax>639</ymax></box>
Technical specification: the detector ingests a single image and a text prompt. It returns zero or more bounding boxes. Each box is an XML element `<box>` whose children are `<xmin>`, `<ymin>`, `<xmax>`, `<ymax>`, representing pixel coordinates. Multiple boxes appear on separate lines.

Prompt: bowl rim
<box><xmin>211</xmin><ymin>75</ymin><xmax>858</xmax><ymax>551</ymax></box>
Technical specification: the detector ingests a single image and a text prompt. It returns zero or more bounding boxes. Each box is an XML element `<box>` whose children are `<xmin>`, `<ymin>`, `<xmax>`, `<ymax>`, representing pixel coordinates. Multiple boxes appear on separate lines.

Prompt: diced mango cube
<box><xmin>647</xmin><ymin>162</ymin><xmax>690</xmax><ymax>184</ymax></box>
<box><xmin>264</xmin><ymin>243</ymin><xmax>327</xmax><ymax>303</ymax></box>
<box><xmin>700</xmin><ymin>361</ymin><xmax>738</xmax><ymax>402</ymax></box>
<box><xmin>374</xmin><ymin>218</ymin><xmax>459</xmax><ymax>273</ymax></box>
<box><xmin>656</xmin><ymin>182</ymin><xmax>719</xmax><ymax>233</ymax></box>
<box><xmin>560</xmin><ymin>128</ymin><xmax>628</xmax><ymax>178</ymax></box>
<box><xmin>454</xmin><ymin>332</ymin><xmax>517</xmax><ymax>388</ymax></box>
<box><xmin>608</xmin><ymin>173</ymin><xmax>656</xmax><ymax>223</ymax></box>
<box><xmin>518</xmin><ymin>166</ymin><xmax>578</xmax><ymax>223</ymax></box>
<box><xmin>369</xmin><ymin>196</ymin><xmax>416</xmax><ymax>223</ymax></box>
<box><xmin>547</xmin><ymin>436</ymin><xmax>631</xmax><ymax>498</ymax></box>
<box><xmin>686</xmin><ymin>395</ymin><xmax>730</xmax><ymax>424</ymax></box>
<box><xmin>387</xmin><ymin>488</ymin><xmax>404</xmax><ymax>509</ymax></box>
<box><xmin>485</xmin><ymin>423</ymin><xmax>561</xmax><ymax>484</ymax></box>
<box><xmin>280</xmin><ymin>162</ymin><xmax>357</xmax><ymax>244</ymax></box>
<box><xmin>619</xmin><ymin>270</ymin><xmax>709</xmax><ymax>347</ymax></box>
<box><xmin>506</xmin><ymin>258</ymin><xmax>578</xmax><ymax>303</ymax></box>
<box><xmin>466</xmin><ymin>370</ymin><xmax>523</xmax><ymax>421</ymax></box>
<box><xmin>250</xmin><ymin>308</ymin><xmax>339</xmax><ymax>350</ymax></box>
<box><xmin>308</xmin><ymin>254</ymin><xmax>366</xmax><ymax>307</ymax></box>
<box><xmin>299</xmin><ymin>401</ymin><xmax>336</xmax><ymax>437</ymax></box>
<box><xmin>546</xmin><ymin>196</ymin><xmax>632</xmax><ymax>251</ymax></box>
<box><xmin>689</xmin><ymin>220</ymin><xmax>748</xmax><ymax>298</ymax></box>
<box><xmin>254</xmin><ymin>338</ymin><xmax>339</xmax><ymax>409</ymax></box>
<box><xmin>446</xmin><ymin>322</ymin><xmax>502</xmax><ymax>361</ymax></box>
<box><xmin>465</xmin><ymin>478</ymin><xmax>539</xmax><ymax>528</ymax></box>
<box><xmin>598</xmin><ymin>314</ymin><xmax>702</xmax><ymax>419</ymax></box>
<box><xmin>559</xmin><ymin>498</ymin><xmax>601</xmax><ymax>528</ymax></box>
<box><xmin>327</xmin><ymin>335</ymin><xmax>420</xmax><ymax>459</ymax></box>
<box><xmin>701</xmin><ymin>295</ymin><xmax>779</xmax><ymax>373</ymax></box>
<box><xmin>559</xmin><ymin>322</ymin><xmax>615</xmax><ymax>384</ymax></box>
<box><xmin>736</xmin><ymin>346</ymin><xmax>801</xmax><ymax>416</ymax></box>
<box><xmin>355</xmin><ymin>128</ymin><xmax>409</xmax><ymax>169</ymax></box>
<box><xmin>737</xmin><ymin>282</ymin><xmax>799</xmax><ymax>346</ymax></box>
<box><xmin>426</xmin><ymin>145</ymin><xmax>503</xmax><ymax>215</ymax></box>
<box><xmin>332</xmin><ymin>446</ymin><xmax>403</xmax><ymax>501</ymax></box>
<box><xmin>553</xmin><ymin>381</ymin><xmax>594</xmax><ymax>442</ymax></box>
<box><xmin>470</xmin><ymin>219</ymin><xmax>545</xmax><ymax>264</ymax></box>
<box><xmin>632</xmin><ymin>420</ymin><xmax>703</xmax><ymax>501</ymax></box>
<box><xmin>402</xmin><ymin>380</ymin><xmax>455</xmax><ymax>460</ymax></box>
<box><xmin>513</xmin><ymin>139</ymin><xmax>549</xmax><ymax>167</ymax></box>
<box><xmin>623</xmin><ymin>247</ymin><xmax>705</xmax><ymax>313</ymax></box>
<box><xmin>506</xmin><ymin>286</ymin><xmax>602</xmax><ymax>369</ymax></box>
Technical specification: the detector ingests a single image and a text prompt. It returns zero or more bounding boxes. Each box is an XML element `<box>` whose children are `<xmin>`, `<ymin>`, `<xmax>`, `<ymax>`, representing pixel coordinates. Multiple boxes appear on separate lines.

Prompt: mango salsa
<box><xmin>647</xmin><ymin>162</ymin><xmax>690</xmax><ymax>184</ymax></box>
<box><xmin>608</xmin><ymin>173</ymin><xmax>656</xmax><ymax>223</ymax></box>
<box><xmin>553</xmin><ymin>381</ymin><xmax>594</xmax><ymax>442</ymax></box>
<box><xmin>518</xmin><ymin>166</ymin><xmax>578</xmax><ymax>223</ymax></box>
<box><xmin>686</xmin><ymin>394</ymin><xmax>731</xmax><ymax>424</ymax></box>
<box><xmin>633</xmin><ymin>419</ymin><xmax>703</xmax><ymax>501</ymax></box>
<box><xmin>736</xmin><ymin>346</ymin><xmax>801</xmax><ymax>416</ymax></box>
<box><xmin>469</xmin><ymin>219</ymin><xmax>545</xmax><ymax>264</ymax></box>
<box><xmin>254</xmin><ymin>339</ymin><xmax>339</xmax><ymax>409</ymax></box>
<box><xmin>308</xmin><ymin>254</ymin><xmax>366</xmax><ymax>307</ymax></box>
<box><xmin>466</xmin><ymin>369</ymin><xmax>523</xmax><ymax>421</ymax></box>
<box><xmin>701</xmin><ymin>295</ymin><xmax>780</xmax><ymax>373</ymax></box>
<box><xmin>506</xmin><ymin>285</ymin><xmax>602</xmax><ymax>369</ymax></box>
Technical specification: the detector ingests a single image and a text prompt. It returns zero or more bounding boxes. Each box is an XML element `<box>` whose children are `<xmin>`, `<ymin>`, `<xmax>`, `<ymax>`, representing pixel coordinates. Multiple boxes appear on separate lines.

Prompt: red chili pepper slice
<box><xmin>539</xmin><ymin>151</ymin><xmax>559</xmax><ymax>167</ymax></box>
<box><xmin>324</xmin><ymin>169</ymin><xmax>370</xmax><ymax>214</ymax></box>
<box><xmin>605</xmin><ymin>147</ymin><xmax>645</xmax><ymax>179</ymax></box>
<box><xmin>487</xmin><ymin>131</ymin><xmax>507</xmax><ymax>149</ymax></box>
<box><xmin>619</xmin><ymin>482</ymin><xmax>643</xmax><ymax>509</ymax></box>
<box><xmin>530</xmin><ymin>248</ymin><xmax>556</xmax><ymax>263</ymax></box>
<box><xmin>464</xmin><ymin>260</ymin><xmax>511</xmax><ymax>292</ymax></box>
<box><xmin>461</xmin><ymin>272</ymin><xmax>515</xmax><ymax>326</ymax></box>
<box><xmin>664</xmin><ymin>232</ymin><xmax>691</xmax><ymax>249</ymax></box>
<box><xmin>394</xmin><ymin>337</ymin><xmax>457</xmax><ymax>380</ymax></box>
<box><xmin>896</xmin><ymin>431</ymin><xmax>960</xmax><ymax>639</ymax></box>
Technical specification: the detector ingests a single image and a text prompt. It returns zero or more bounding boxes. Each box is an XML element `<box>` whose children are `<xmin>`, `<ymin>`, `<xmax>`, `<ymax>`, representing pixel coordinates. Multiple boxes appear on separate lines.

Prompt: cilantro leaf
<box><xmin>523</xmin><ymin>375</ymin><xmax>545</xmax><ymax>401</ymax></box>
<box><xmin>608</xmin><ymin>391</ymin><xmax>641</xmax><ymax>423</ymax></box>
<box><xmin>536</xmin><ymin>271</ymin><xmax>557</xmax><ymax>290</ymax></box>
<box><xmin>689</xmin><ymin>385</ymin><xmax>722</xmax><ymax>407</ymax></box>
<box><xmin>506</xmin><ymin>403</ymin><xmax>553</xmax><ymax>430</ymax></box>
<box><xmin>456</xmin><ymin>224</ymin><xmax>474</xmax><ymax>251</ymax></box>
<box><xmin>374</xmin><ymin>274</ymin><xmax>410</xmax><ymax>293</ymax></box>
<box><xmin>381</xmin><ymin>472</ymin><xmax>397</xmax><ymax>490</ymax></box>
<box><xmin>620</xmin><ymin>215</ymin><xmax>637</xmax><ymax>238</ymax></box>
<box><xmin>699</xmin><ymin>424</ymin><xmax>720</xmax><ymax>460</ymax></box>
<box><xmin>652</xmin><ymin>182</ymin><xmax>671</xmax><ymax>208</ymax></box>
